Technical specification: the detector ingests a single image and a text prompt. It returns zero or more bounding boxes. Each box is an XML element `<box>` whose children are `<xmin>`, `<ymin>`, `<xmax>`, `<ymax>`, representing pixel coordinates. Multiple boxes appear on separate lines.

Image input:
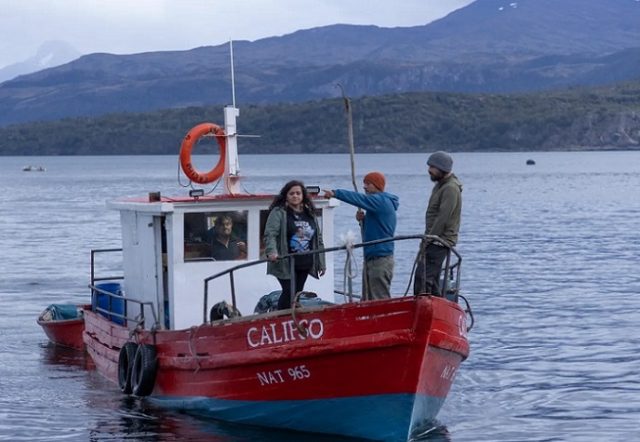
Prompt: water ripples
<box><xmin>2</xmin><ymin>152</ymin><xmax>640</xmax><ymax>441</ymax></box>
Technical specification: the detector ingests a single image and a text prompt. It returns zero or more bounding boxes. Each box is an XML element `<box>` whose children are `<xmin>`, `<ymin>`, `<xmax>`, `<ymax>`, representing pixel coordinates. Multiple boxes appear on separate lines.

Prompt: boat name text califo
<box><xmin>247</xmin><ymin>318</ymin><xmax>324</xmax><ymax>348</ymax></box>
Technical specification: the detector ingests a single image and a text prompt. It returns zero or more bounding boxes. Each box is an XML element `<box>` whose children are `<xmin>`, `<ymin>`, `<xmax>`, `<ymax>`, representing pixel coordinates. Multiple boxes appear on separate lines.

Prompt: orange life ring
<box><xmin>179</xmin><ymin>123</ymin><xmax>226</xmax><ymax>184</ymax></box>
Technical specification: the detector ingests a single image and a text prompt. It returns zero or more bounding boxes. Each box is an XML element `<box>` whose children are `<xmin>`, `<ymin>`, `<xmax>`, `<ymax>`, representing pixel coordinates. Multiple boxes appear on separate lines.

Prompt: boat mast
<box><xmin>223</xmin><ymin>40</ymin><xmax>241</xmax><ymax>194</ymax></box>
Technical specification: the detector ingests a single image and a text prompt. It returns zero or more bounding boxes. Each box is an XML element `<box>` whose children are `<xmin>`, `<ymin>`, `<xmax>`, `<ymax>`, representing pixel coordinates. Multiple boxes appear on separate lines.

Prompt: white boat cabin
<box><xmin>108</xmin><ymin>195</ymin><xmax>337</xmax><ymax>330</ymax></box>
<box><xmin>105</xmin><ymin>106</ymin><xmax>338</xmax><ymax>331</ymax></box>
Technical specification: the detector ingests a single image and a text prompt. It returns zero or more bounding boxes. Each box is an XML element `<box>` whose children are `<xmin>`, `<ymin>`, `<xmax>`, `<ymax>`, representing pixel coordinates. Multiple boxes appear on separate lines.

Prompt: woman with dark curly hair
<box><xmin>264</xmin><ymin>180</ymin><xmax>326</xmax><ymax>310</ymax></box>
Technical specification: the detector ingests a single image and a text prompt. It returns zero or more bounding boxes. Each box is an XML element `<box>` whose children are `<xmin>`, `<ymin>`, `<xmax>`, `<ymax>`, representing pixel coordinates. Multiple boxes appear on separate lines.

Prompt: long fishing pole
<box><xmin>337</xmin><ymin>83</ymin><xmax>358</xmax><ymax>193</ymax></box>
<box><xmin>336</xmin><ymin>84</ymin><xmax>368</xmax><ymax>300</ymax></box>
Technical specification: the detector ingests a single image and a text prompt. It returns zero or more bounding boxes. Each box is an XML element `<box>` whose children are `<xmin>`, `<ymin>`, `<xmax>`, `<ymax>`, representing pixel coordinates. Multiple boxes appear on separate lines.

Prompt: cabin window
<box><xmin>259</xmin><ymin>209</ymin><xmax>322</xmax><ymax>258</ymax></box>
<box><xmin>184</xmin><ymin>211</ymin><xmax>248</xmax><ymax>261</ymax></box>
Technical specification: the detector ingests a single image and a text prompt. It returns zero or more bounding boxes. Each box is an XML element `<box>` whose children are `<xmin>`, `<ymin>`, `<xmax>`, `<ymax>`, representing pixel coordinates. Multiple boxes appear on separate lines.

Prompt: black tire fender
<box><xmin>131</xmin><ymin>344</ymin><xmax>158</xmax><ymax>397</ymax></box>
<box><xmin>117</xmin><ymin>342</ymin><xmax>138</xmax><ymax>394</ymax></box>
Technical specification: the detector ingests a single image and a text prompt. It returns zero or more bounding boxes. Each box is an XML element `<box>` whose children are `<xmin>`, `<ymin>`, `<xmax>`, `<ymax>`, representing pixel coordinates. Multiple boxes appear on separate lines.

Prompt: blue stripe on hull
<box><xmin>149</xmin><ymin>393</ymin><xmax>445</xmax><ymax>441</ymax></box>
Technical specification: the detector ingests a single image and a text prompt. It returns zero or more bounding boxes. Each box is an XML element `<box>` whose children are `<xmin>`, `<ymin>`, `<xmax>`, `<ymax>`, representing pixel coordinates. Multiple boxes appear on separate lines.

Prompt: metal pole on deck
<box><xmin>230</xmin><ymin>40</ymin><xmax>236</xmax><ymax>108</ymax></box>
<box><xmin>223</xmin><ymin>40</ymin><xmax>241</xmax><ymax>194</ymax></box>
<box><xmin>289</xmin><ymin>256</ymin><xmax>296</xmax><ymax>309</ymax></box>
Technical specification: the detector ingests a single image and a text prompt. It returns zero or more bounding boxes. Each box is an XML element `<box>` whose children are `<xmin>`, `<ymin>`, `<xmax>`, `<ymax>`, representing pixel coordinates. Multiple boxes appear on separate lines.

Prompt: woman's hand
<box><xmin>267</xmin><ymin>253</ymin><xmax>278</xmax><ymax>262</ymax></box>
<box><xmin>318</xmin><ymin>269</ymin><xmax>325</xmax><ymax>277</ymax></box>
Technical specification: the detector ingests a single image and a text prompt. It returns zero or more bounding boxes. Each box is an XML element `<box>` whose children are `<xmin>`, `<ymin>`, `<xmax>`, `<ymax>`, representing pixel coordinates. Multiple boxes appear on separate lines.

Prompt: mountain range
<box><xmin>0</xmin><ymin>41</ymin><xmax>80</xmax><ymax>84</ymax></box>
<box><xmin>1</xmin><ymin>0</ymin><xmax>640</xmax><ymax>128</ymax></box>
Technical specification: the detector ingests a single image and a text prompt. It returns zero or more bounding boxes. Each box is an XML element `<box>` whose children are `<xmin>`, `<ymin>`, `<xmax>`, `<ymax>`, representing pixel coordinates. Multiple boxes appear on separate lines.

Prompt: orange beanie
<box><xmin>364</xmin><ymin>171</ymin><xmax>386</xmax><ymax>191</ymax></box>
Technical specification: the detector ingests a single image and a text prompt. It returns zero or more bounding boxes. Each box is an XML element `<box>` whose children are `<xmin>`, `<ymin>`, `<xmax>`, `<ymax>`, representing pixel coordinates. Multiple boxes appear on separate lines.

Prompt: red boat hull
<box><xmin>83</xmin><ymin>296</ymin><xmax>469</xmax><ymax>440</ymax></box>
<box><xmin>38</xmin><ymin>305</ymin><xmax>89</xmax><ymax>350</ymax></box>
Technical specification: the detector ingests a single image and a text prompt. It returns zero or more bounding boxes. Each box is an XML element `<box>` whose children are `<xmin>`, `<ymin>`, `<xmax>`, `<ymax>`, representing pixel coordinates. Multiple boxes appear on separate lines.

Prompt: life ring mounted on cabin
<box><xmin>179</xmin><ymin>123</ymin><xmax>227</xmax><ymax>184</ymax></box>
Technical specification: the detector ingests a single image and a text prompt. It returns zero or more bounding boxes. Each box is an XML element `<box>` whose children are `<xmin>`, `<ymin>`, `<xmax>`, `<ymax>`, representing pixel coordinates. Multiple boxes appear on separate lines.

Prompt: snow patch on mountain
<box><xmin>0</xmin><ymin>41</ymin><xmax>80</xmax><ymax>83</ymax></box>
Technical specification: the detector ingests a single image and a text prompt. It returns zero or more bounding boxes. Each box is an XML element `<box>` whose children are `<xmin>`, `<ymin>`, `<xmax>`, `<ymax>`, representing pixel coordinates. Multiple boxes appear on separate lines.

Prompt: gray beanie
<box><xmin>427</xmin><ymin>151</ymin><xmax>453</xmax><ymax>173</ymax></box>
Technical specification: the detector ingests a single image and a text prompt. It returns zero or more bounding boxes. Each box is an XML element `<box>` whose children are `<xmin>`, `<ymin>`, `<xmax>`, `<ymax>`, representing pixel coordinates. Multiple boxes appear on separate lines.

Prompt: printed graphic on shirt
<box><xmin>289</xmin><ymin>221</ymin><xmax>314</xmax><ymax>252</ymax></box>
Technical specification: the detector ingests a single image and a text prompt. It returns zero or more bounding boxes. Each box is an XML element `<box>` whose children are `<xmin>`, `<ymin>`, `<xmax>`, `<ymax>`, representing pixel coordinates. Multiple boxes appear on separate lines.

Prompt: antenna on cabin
<box><xmin>223</xmin><ymin>40</ymin><xmax>241</xmax><ymax>194</ymax></box>
<box><xmin>229</xmin><ymin>39</ymin><xmax>236</xmax><ymax>108</ymax></box>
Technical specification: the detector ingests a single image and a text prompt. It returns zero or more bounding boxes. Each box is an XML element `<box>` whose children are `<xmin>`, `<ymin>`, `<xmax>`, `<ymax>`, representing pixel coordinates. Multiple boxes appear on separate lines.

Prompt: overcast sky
<box><xmin>0</xmin><ymin>0</ymin><xmax>473</xmax><ymax>68</ymax></box>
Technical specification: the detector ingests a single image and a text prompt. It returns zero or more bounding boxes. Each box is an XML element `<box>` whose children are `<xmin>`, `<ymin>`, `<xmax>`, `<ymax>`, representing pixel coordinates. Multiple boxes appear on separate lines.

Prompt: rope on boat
<box><xmin>339</xmin><ymin>230</ymin><xmax>359</xmax><ymax>302</ymax></box>
<box><xmin>129</xmin><ymin>313</ymin><xmax>147</xmax><ymax>342</ymax></box>
<box><xmin>458</xmin><ymin>294</ymin><xmax>475</xmax><ymax>332</ymax></box>
<box><xmin>188</xmin><ymin>325</ymin><xmax>203</xmax><ymax>373</ymax></box>
<box><xmin>291</xmin><ymin>292</ymin><xmax>308</xmax><ymax>337</ymax></box>
<box><xmin>176</xmin><ymin>158</ymin><xmax>223</xmax><ymax>194</ymax></box>
<box><xmin>403</xmin><ymin>238</ymin><xmax>427</xmax><ymax>296</ymax></box>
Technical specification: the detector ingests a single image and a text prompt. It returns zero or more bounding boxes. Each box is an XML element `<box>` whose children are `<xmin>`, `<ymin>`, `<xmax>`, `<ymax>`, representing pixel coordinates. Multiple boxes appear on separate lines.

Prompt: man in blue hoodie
<box><xmin>324</xmin><ymin>172</ymin><xmax>399</xmax><ymax>300</ymax></box>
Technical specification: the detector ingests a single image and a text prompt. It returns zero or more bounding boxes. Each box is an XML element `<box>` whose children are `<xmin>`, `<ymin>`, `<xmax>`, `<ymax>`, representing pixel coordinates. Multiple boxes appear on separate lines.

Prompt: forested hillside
<box><xmin>1</xmin><ymin>81</ymin><xmax>639</xmax><ymax>155</ymax></box>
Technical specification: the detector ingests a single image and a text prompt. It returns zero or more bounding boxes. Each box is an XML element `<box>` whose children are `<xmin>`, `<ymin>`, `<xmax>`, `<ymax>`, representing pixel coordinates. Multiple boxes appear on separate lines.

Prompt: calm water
<box><xmin>1</xmin><ymin>152</ymin><xmax>639</xmax><ymax>441</ymax></box>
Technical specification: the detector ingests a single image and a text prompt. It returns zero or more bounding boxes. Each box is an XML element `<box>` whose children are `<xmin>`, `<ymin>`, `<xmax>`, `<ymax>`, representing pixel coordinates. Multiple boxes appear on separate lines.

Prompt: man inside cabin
<box><xmin>207</xmin><ymin>214</ymin><xmax>247</xmax><ymax>260</ymax></box>
<box><xmin>414</xmin><ymin>151</ymin><xmax>462</xmax><ymax>296</ymax></box>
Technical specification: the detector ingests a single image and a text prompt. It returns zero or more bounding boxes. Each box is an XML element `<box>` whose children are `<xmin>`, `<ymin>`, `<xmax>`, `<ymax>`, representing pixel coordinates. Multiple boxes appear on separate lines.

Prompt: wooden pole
<box><xmin>336</xmin><ymin>84</ymin><xmax>367</xmax><ymax>300</ymax></box>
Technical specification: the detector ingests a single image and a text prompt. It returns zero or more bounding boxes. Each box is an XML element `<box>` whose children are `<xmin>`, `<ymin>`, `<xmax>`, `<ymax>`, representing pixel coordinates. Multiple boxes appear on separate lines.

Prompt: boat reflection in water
<box><xmin>87</xmin><ymin>395</ymin><xmax>370</xmax><ymax>442</ymax></box>
<box><xmin>40</xmin><ymin>342</ymin><xmax>94</xmax><ymax>370</ymax></box>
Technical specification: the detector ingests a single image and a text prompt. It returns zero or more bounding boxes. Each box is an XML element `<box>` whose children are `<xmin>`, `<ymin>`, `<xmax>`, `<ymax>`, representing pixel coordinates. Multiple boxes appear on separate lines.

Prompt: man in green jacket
<box><xmin>414</xmin><ymin>151</ymin><xmax>462</xmax><ymax>296</ymax></box>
